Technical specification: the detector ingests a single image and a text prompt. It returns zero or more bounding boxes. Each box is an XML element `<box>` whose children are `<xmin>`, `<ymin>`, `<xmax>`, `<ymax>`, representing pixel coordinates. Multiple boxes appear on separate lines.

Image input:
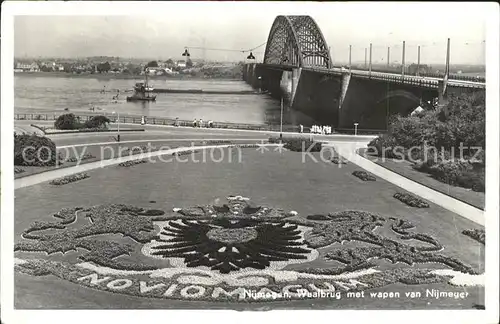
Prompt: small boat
<box><xmin>127</xmin><ymin>68</ymin><xmax>157</xmax><ymax>102</ymax></box>
<box><xmin>133</xmin><ymin>82</ymin><xmax>154</xmax><ymax>92</ymax></box>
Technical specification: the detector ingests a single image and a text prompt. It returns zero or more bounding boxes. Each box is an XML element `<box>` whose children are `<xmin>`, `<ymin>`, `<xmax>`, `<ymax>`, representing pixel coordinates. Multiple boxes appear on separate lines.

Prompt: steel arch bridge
<box><xmin>263</xmin><ymin>15</ymin><xmax>332</xmax><ymax>69</ymax></box>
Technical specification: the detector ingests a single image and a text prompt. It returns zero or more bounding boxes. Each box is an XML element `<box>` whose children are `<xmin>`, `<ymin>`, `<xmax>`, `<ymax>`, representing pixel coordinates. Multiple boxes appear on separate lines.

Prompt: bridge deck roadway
<box><xmin>255</xmin><ymin>64</ymin><xmax>486</xmax><ymax>89</ymax></box>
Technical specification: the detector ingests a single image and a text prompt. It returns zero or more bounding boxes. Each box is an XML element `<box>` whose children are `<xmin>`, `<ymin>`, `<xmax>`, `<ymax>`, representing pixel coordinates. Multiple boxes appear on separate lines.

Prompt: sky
<box><xmin>12</xmin><ymin>2</ymin><xmax>490</xmax><ymax>65</ymax></box>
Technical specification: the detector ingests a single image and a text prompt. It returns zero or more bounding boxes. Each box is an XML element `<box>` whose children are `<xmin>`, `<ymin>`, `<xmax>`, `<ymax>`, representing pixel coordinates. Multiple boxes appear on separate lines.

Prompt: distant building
<box><xmin>407</xmin><ymin>63</ymin><xmax>429</xmax><ymax>75</ymax></box>
<box><xmin>16</xmin><ymin>62</ymin><xmax>40</xmax><ymax>72</ymax></box>
<box><xmin>176</xmin><ymin>60</ymin><xmax>187</xmax><ymax>68</ymax></box>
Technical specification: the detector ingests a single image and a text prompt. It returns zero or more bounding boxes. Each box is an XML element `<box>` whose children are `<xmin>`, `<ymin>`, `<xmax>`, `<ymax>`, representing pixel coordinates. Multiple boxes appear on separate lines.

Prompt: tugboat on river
<box><xmin>127</xmin><ymin>68</ymin><xmax>157</xmax><ymax>102</ymax></box>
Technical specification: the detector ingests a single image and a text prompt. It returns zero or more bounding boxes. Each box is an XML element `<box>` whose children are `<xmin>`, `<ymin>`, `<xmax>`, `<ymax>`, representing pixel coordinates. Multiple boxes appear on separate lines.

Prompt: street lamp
<box><xmin>112</xmin><ymin>111</ymin><xmax>120</xmax><ymax>142</ymax></box>
<box><xmin>247</xmin><ymin>52</ymin><xmax>256</xmax><ymax>60</ymax></box>
<box><xmin>280</xmin><ymin>96</ymin><xmax>284</xmax><ymax>140</ymax></box>
<box><xmin>182</xmin><ymin>48</ymin><xmax>190</xmax><ymax>57</ymax></box>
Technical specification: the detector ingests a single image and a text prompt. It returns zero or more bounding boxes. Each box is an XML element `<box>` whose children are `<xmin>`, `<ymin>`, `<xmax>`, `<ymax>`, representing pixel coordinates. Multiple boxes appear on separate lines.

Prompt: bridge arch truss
<box><xmin>263</xmin><ymin>15</ymin><xmax>332</xmax><ymax>69</ymax></box>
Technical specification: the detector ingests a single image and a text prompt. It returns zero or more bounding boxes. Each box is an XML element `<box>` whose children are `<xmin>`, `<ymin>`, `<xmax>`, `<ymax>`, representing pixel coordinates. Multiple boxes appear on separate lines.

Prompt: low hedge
<box><xmin>118</xmin><ymin>159</ymin><xmax>148</xmax><ymax>167</ymax></box>
<box><xmin>49</xmin><ymin>173</ymin><xmax>90</xmax><ymax>186</ymax></box>
<box><xmin>173</xmin><ymin>150</ymin><xmax>199</xmax><ymax>156</ymax></box>
<box><xmin>205</xmin><ymin>140</ymin><xmax>233</xmax><ymax>145</ymax></box>
<box><xmin>352</xmin><ymin>170</ymin><xmax>376</xmax><ymax>181</ymax></box>
<box><xmin>331</xmin><ymin>157</ymin><xmax>348</xmax><ymax>165</ymax></box>
<box><xmin>14</xmin><ymin>133</ymin><xmax>57</xmax><ymax>166</ymax></box>
<box><xmin>462</xmin><ymin>229</ymin><xmax>485</xmax><ymax>244</ymax></box>
<box><xmin>393</xmin><ymin>192</ymin><xmax>430</xmax><ymax>208</ymax></box>
<box><xmin>268</xmin><ymin>137</ymin><xmax>322</xmax><ymax>152</ymax></box>
<box><xmin>64</xmin><ymin>153</ymin><xmax>96</xmax><ymax>163</ymax></box>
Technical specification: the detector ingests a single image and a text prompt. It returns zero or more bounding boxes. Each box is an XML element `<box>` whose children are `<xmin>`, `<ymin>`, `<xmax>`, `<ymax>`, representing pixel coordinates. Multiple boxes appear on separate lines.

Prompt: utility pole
<box><xmin>387</xmin><ymin>46</ymin><xmax>390</xmax><ymax>69</ymax></box>
<box><xmin>445</xmin><ymin>38</ymin><xmax>450</xmax><ymax>80</ymax></box>
<box><xmin>369</xmin><ymin>43</ymin><xmax>372</xmax><ymax>77</ymax></box>
<box><xmin>364</xmin><ymin>48</ymin><xmax>367</xmax><ymax>69</ymax></box>
<box><xmin>417</xmin><ymin>45</ymin><xmax>421</xmax><ymax>76</ymax></box>
<box><xmin>202</xmin><ymin>38</ymin><xmax>207</xmax><ymax>62</ymax></box>
<box><xmin>402</xmin><ymin>41</ymin><xmax>406</xmax><ymax>77</ymax></box>
<box><xmin>349</xmin><ymin>45</ymin><xmax>352</xmax><ymax>72</ymax></box>
<box><xmin>329</xmin><ymin>46</ymin><xmax>332</xmax><ymax>68</ymax></box>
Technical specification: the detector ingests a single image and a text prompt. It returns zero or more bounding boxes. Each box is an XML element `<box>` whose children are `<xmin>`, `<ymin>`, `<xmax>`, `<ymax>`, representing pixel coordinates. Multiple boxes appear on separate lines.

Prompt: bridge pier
<box><xmin>290</xmin><ymin>69</ymin><xmax>343</xmax><ymax>127</ymax></box>
<box><xmin>339</xmin><ymin>78</ymin><xmax>438</xmax><ymax>129</ymax></box>
<box><xmin>243</xmin><ymin>62</ymin><xmax>484</xmax><ymax>131</ymax></box>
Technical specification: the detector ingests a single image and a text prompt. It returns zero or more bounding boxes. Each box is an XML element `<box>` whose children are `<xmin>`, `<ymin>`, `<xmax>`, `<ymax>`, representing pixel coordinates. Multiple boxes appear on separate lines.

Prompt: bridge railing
<box><xmin>352</xmin><ymin>73</ymin><xmax>440</xmax><ymax>88</ymax></box>
<box><xmin>346</xmin><ymin>66</ymin><xmax>485</xmax><ymax>82</ymax></box>
<box><xmin>298</xmin><ymin>66</ymin><xmax>484</xmax><ymax>89</ymax></box>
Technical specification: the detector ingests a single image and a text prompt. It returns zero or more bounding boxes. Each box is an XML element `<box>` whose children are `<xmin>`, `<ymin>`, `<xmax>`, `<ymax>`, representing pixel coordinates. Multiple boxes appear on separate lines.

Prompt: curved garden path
<box><xmin>14</xmin><ymin>122</ymin><xmax>483</xmax><ymax>225</ymax></box>
<box><xmin>327</xmin><ymin>141</ymin><xmax>484</xmax><ymax>226</ymax></box>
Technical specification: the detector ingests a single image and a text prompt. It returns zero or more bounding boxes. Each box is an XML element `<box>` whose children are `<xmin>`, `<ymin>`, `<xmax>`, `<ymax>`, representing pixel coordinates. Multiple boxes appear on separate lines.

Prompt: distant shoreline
<box><xmin>14</xmin><ymin>71</ymin><xmax>243</xmax><ymax>82</ymax></box>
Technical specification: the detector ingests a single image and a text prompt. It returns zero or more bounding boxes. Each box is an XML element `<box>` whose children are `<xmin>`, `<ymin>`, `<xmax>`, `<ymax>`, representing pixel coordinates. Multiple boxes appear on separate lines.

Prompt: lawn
<box><xmin>357</xmin><ymin>148</ymin><xmax>485</xmax><ymax>210</ymax></box>
<box><xmin>14</xmin><ymin>139</ymin><xmax>256</xmax><ymax>179</ymax></box>
<box><xmin>14</xmin><ymin>148</ymin><xmax>484</xmax><ymax>309</ymax></box>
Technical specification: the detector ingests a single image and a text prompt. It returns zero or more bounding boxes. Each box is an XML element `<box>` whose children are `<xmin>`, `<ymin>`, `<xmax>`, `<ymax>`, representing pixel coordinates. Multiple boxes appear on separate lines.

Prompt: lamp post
<box><xmin>113</xmin><ymin>111</ymin><xmax>120</xmax><ymax>142</ymax></box>
<box><xmin>369</xmin><ymin>43</ymin><xmax>372</xmax><ymax>77</ymax></box>
<box><xmin>280</xmin><ymin>96</ymin><xmax>284</xmax><ymax>140</ymax></box>
<box><xmin>349</xmin><ymin>45</ymin><xmax>352</xmax><ymax>72</ymax></box>
<box><xmin>182</xmin><ymin>48</ymin><xmax>190</xmax><ymax>68</ymax></box>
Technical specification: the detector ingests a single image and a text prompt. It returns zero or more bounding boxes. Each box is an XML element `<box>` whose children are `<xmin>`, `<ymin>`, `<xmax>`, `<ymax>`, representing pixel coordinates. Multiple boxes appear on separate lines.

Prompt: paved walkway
<box><xmin>14</xmin><ymin>133</ymin><xmax>483</xmax><ymax>225</ymax></box>
<box><xmin>14</xmin><ymin>144</ymin><xmax>280</xmax><ymax>189</ymax></box>
<box><xmin>328</xmin><ymin>141</ymin><xmax>484</xmax><ymax>226</ymax></box>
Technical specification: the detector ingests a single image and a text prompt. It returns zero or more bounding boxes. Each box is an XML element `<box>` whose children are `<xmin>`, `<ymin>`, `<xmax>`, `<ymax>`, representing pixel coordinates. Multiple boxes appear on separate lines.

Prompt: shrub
<box><xmin>83</xmin><ymin>115</ymin><xmax>110</xmax><ymax>129</ymax></box>
<box><xmin>54</xmin><ymin>113</ymin><xmax>80</xmax><ymax>130</ymax></box>
<box><xmin>14</xmin><ymin>134</ymin><xmax>57</xmax><ymax>166</ymax></box>
<box><xmin>367</xmin><ymin>134</ymin><xmax>404</xmax><ymax>159</ymax></box>
<box><xmin>388</xmin><ymin>115</ymin><xmax>424</xmax><ymax>148</ymax></box>
<box><xmin>457</xmin><ymin>170</ymin><xmax>485</xmax><ymax>192</ymax></box>
<box><xmin>428</xmin><ymin>160</ymin><xmax>473</xmax><ymax>184</ymax></box>
<box><xmin>393</xmin><ymin>192</ymin><xmax>429</xmax><ymax>208</ymax></box>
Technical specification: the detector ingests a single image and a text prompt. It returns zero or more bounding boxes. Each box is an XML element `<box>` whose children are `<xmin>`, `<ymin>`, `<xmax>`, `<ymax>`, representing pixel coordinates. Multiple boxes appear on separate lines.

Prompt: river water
<box><xmin>15</xmin><ymin>74</ymin><xmax>309</xmax><ymax>126</ymax></box>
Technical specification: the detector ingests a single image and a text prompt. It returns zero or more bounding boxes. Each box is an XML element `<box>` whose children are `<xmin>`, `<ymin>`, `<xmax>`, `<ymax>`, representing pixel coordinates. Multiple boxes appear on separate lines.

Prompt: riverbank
<box><xmin>14</xmin><ymin>71</ymin><xmax>242</xmax><ymax>82</ymax></box>
<box><xmin>152</xmin><ymin>88</ymin><xmax>261</xmax><ymax>95</ymax></box>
